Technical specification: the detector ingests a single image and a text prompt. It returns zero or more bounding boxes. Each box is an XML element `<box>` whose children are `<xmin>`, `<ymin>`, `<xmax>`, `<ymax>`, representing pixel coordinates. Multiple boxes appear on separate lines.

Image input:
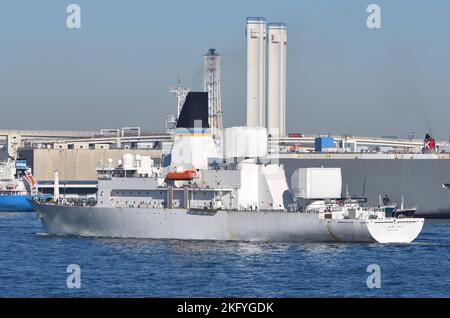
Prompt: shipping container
<box><xmin>315</xmin><ymin>137</ymin><xmax>335</xmax><ymax>152</ymax></box>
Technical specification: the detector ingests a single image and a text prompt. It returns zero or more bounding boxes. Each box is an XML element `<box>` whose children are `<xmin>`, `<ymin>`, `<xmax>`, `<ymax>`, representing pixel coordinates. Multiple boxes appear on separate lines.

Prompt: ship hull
<box><xmin>0</xmin><ymin>195</ymin><xmax>35</xmax><ymax>212</ymax></box>
<box><xmin>31</xmin><ymin>202</ymin><xmax>424</xmax><ymax>243</ymax></box>
<box><xmin>281</xmin><ymin>158</ymin><xmax>450</xmax><ymax>218</ymax></box>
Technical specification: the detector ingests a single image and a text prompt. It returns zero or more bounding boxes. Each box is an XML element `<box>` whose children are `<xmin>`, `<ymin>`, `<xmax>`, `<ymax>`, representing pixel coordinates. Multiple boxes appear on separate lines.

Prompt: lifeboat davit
<box><xmin>165</xmin><ymin>170</ymin><xmax>196</xmax><ymax>181</ymax></box>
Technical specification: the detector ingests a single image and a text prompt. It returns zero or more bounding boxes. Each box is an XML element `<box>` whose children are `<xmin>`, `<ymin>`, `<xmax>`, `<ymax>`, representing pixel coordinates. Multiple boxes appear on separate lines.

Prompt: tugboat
<box><xmin>0</xmin><ymin>159</ymin><xmax>49</xmax><ymax>212</ymax></box>
<box><xmin>31</xmin><ymin>92</ymin><xmax>424</xmax><ymax>243</ymax></box>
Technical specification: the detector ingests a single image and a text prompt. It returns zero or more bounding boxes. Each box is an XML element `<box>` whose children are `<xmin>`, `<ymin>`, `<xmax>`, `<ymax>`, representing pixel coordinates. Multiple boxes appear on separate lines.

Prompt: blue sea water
<box><xmin>0</xmin><ymin>212</ymin><xmax>449</xmax><ymax>297</ymax></box>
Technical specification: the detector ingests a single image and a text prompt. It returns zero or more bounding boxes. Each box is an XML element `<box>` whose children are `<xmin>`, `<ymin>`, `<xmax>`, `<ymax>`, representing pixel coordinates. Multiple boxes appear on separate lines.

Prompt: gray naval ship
<box><xmin>31</xmin><ymin>92</ymin><xmax>424</xmax><ymax>243</ymax></box>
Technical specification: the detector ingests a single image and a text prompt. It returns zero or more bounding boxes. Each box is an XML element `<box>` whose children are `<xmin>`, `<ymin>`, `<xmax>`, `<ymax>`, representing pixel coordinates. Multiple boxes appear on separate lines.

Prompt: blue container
<box><xmin>315</xmin><ymin>137</ymin><xmax>335</xmax><ymax>152</ymax></box>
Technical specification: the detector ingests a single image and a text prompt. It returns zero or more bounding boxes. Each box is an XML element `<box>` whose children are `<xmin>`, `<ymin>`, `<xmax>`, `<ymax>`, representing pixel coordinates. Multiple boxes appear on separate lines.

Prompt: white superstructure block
<box><xmin>267</xmin><ymin>23</ymin><xmax>287</xmax><ymax>137</ymax></box>
<box><xmin>246</xmin><ymin>17</ymin><xmax>267</xmax><ymax>128</ymax></box>
<box><xmin>171</xmin><ymin>133</ymin><xmax>219</xmax><ymax>171</ymax></box>
<box><xmin>237</xmin><ymin>160</ymin><xmax>292</xmax><ymax>210</ymax></box>
<box><xmin>291</xmin><ymin>168</ymin><xmax>342</xmax><ymax>199</ymax></box>
<box><xmin>224</xmin><ymin>127</ymin><xmax>268</xmax><ymax>158</ymax></box>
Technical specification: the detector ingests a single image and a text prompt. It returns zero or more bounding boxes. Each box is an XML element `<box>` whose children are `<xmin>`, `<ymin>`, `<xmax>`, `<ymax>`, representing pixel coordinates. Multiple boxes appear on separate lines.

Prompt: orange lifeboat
<box><xmin>165</xmin><ymin>170</ymin><xmax>196</xmax><ymax>181</ymax></box>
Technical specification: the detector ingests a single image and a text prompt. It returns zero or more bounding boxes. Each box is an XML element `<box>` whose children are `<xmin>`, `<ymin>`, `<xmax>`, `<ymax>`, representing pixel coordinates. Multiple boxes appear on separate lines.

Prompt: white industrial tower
<box><xmin>246</xmin><ymin>17</ymin><xmax>267</xmax><ymax>128</ymax></box>
<box><xmin>203</xmin><ymin>48</ymin><xmax>223</xmax><ymax>136</ymax></box>
<box><xmin>267</xmin><ymin>23</ymin><xmax>287</xmax><ymax>137</ymax></box>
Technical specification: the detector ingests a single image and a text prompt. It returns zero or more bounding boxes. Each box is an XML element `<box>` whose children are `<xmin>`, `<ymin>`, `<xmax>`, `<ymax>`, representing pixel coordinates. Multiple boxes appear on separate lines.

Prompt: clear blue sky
<box><xmin>1</xmin><ymin>0</ymin><xmax>449</xmax><ymax>139</ymax></box>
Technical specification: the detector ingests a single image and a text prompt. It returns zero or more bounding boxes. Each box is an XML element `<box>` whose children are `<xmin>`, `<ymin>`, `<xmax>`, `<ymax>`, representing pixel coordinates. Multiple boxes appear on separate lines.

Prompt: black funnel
<box><xmin>176</xmin><ymin>92</ymin><xmax>209</xmax><ymax>129</ymax></box>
